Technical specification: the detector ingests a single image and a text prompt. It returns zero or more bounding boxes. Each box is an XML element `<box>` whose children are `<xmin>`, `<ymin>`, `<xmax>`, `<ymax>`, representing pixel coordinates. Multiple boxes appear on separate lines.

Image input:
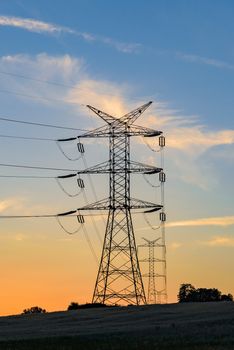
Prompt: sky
<box><xmin>0</xmin><ymin>0</ymin><xmax>233</xmax><ymax>315</ymax></box>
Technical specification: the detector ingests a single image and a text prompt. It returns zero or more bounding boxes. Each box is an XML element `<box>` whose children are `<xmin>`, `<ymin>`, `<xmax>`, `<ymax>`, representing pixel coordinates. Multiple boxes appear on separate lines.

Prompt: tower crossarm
<box><xmin>77</xmin><ymin>198</ymin><xmax>162</xmax><ymax>211</ymax></box>
<box><xmin>76</xmin><ymin>160</ymin><xmax>162</xmax><ymax>175</ymax></box>
<box><xmin>118</xmin><ymin>101</ymin><xmax>153</xmax><ymax>125</ymax></box>
<box><xmin>86</xmin><ymin>105</ymin><xmax>118</xmax><ymax>125</ymax></box>
<box><xmin>86</xmin><ymin>101</ymin><xmax>152</xmax><ymax>127</ymax></box>
<box><xmin>74</xmin><ymin>124</ymin><xmax>162</xmax><ymax>139</ymax></box>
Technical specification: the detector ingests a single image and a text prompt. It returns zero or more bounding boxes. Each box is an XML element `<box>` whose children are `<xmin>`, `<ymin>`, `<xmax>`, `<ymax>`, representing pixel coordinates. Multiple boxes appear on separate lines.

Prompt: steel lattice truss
<box><xmin>77</xmin><ymin>101</ymin><xmax>163</xmax><ymax>305</ymax></box>
<box><xmin>138</xmin><ymin>238</ymin><xmax>166</xmax><ymax>304</ymax></box>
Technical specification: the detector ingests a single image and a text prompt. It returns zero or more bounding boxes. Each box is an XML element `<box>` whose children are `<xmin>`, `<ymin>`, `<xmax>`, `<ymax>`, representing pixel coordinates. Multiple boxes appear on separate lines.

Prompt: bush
<box><xmin>67</xmin><ymin>302</ymin><xmax>107</xmax><ymax>310</ymax></box>
<box><xmin>67</xmin><ymin>302</ymin><xmax>80</xmax><ymax>310</ymax></box>
<box><xmin>23</xmin><ymin>306</ymin><xmax>46</xmax><ymax>314</ymax></box>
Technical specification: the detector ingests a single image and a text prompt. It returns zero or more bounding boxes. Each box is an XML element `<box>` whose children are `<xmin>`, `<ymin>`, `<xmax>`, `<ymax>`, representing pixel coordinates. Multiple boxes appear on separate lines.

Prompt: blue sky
<box><xmin>0</xmin><ymin>0</ymin><xmax>233</xmax><ymax>314</ymax></box>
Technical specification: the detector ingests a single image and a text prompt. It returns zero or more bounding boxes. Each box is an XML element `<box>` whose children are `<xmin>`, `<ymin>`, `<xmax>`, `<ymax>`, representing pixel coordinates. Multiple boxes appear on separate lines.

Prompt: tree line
<box><xmin>178</xmin><ymin>283</ymin><xmax>233</xmax><ymax>303</ymax></box>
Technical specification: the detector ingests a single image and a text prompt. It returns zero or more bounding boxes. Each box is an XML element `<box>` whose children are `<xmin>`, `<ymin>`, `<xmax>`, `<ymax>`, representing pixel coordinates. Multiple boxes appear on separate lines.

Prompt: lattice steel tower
<box><xmin>139</xmin><ymin>238</ymin><xmax>165</xmax><ymax>304</ymax></box>
<box><xmin>77</xmin><ymin>101</ymin><xmax>163</xmax><ymax>305</ymax></box>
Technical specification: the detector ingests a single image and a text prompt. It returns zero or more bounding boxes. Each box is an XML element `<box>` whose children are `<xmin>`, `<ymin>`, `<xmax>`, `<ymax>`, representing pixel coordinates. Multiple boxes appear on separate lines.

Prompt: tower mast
<box><xmin>77</xmin><ymin>102</ymin><xmax>163</xmax><ymax>305</ymax></box>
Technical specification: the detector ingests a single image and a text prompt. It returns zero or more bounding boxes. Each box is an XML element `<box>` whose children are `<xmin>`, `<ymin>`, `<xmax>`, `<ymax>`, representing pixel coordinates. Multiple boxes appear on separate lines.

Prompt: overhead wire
<box><xmin>142</xmin><ymin>173</ymin><xmax>161</xmax><ymax>188</ymax></box>
<box><xmin>0</xmin><ymin>88</ymin><xmax>84</xmax><ymax>106</ymax></box>
<box><xmin>0</xmin><ymin>70</ymin><xmax>82</xmax><ymax>90</ymax></box>
<box><xmin>55</xmin><ymin>177</ymin><xmax>83</xmax><ymax>198</ymax></box>
<box><xmin>143</xmin><ymin>212</ymin><xmax>161</xmax><ymax>231</ymax></box>
<box><xmin>55</xmin><ymin>141</ymin><xmax>82</xmax><ymax>161</ymax></box>
<box><xmin>80</xmin><ymin>222</ymin><xmax>99</xmax><ymax>265</ymax></box>
<box><xmin>0</xmin><ymin>69</ymin><xmax>147</xmax><ymax>102</ymax></box>
<box><xmin>0</xmin><ymin>115</ymin><xmax>88</xmax><ymax>132</ymax></box>
<box><xmin>0</xmin><ymin>163</ymin><xmax>78</xmax><ymax>172</ymax></box>
<box><xmin>0</xmin><ymin>134</ymin><xmax>56</xmax><ymax>142</ymax></box>
<box><xmin>56</xmin><ymin>216</ymin><xmax>83</xmax><ymax>235</ymax></box>
<box><xmin>142</xmin><ymin>136</ymin><xmax>161</xmax><ymax>153</ymax></box>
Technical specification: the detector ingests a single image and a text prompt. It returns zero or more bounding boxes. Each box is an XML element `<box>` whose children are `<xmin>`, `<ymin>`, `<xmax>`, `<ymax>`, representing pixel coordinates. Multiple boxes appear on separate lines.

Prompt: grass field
<box><xmin>0</xmin><ymin>302</ymin><xmax>233</xmax><ymax>349</ymax></box>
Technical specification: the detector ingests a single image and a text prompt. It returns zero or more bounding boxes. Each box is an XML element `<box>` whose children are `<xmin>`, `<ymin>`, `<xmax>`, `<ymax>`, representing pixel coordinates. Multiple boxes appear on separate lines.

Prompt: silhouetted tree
<box><xmin>193</xmin><ymin>288</ymin><xmax>221</xmax><ymax>302</ymax></box>
<box><xmin>67</xmin><ymin>302</ymin><xmax>80</xmax><ymax>310</ymax></box>
<box><xmin>178</xmin><ymin>284</ymin><xmax>196</xmax><ymax>302</ymax></box>
<box><xmin>221</xmin><ymin>293</ymin><xmax>233</xmax><ymax>301</ymax></box>
<box><xmin>178</xmin><ymin>284</ymin><xmax>233</xmax><ymax>303</ymax></box>
<box><xmin>23</xmin><ymin>306</ymin><xmax>46</xmax><ymax>314</ymax></box>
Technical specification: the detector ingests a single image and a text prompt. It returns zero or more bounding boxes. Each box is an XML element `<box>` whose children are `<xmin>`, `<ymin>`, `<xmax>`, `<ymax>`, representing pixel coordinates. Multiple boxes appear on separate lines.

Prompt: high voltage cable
<box><xmin>0</xmin><ymin>211</ymin><xmax>143</xmax><ymax>219</ymax></box>
<box><xmin>0</xmin><ymin>175</ymin><xmax>55</xmax><ymax>178</ymax></box>
<box><xmin>0</xmin><ymin>115</ymin><xmax>88</xmax><ymax>131</ymax></box>
<box><xmin>0</xmin><ymin>69</ymin><xmax>143</xmax><ymax>100</ymax></box>
<box><xmin>0</xmin><ymin>70</ymin><xmax>80</xmax><ymax>89</ymax></box>
<box><xmin>0</xmin><ymin>163</ymin><xmax>78</xmax><ymax>172</ymax></box>
<box><xmin>0</xmin><ymin>88</ymin><xmax>84</xmax><ymax>106</ymax></box>
<box><xmin>0</xmin><ymin>134</ymin><xmax>56</xmax><ymax>142</ymax></box>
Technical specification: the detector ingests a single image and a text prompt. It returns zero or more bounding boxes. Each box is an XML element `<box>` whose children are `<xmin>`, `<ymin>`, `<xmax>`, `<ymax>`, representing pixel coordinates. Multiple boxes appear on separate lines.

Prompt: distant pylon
<box><xmin>138</xmin><ymin>133</ymin><xmax>167</xmax><ymax>304</ymax></box>
<box><xmin>76</xmin><ymin>102</ymin><xmax>164</xmax><ymax>305</ymax></box>
<box><xmin>139</xmin><ymin>237</ymin><xmax>165</xmax><ymax>304</ymax></box>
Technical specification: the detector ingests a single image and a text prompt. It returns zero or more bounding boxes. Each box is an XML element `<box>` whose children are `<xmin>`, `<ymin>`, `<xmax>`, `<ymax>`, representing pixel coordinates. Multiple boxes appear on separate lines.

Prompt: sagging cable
<box><xmin>55</xmin><ymin>176</ymin><xmax>84</xmax><ymax>198</ymax></box>
<box><xmin>56</xmin><ymin>141</ymin><xmax>82</xmax><ymax>161</ymax></box>
<box><xmin>142</xmin><ymin>136</ymin><xmax>161</xmax><ymax>153</ymax></box>
<box><xmin>143</xmin><ymin>212</ymin><xmax>161</xmax><ymax>231</ymax></box>
<box><xmin>143</xmin><ymin>173</ymin><xmax>160</xmax><ymax>188</ymax></box>
<box><xmin>56</xmin><ymin>216</ymin><xmax>83</xmax><ymax>235</ymax></box>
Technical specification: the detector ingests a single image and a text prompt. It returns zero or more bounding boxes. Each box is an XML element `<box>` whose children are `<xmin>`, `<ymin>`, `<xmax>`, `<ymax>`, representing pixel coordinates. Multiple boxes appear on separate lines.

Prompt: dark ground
<box><xmin>0</xmin><ymin>302</ymin><xmax>233</xmax><ymax>349</ymax></box>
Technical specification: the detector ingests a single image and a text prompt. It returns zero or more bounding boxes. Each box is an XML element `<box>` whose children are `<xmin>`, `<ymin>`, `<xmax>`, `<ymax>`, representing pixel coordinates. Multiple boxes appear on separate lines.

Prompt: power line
<box><xmin>0</xmin><ymin>88</ymin><xmax>84</xmax><ymax>106</ymax></box>
<box><xmin>0</xmin><ymin>70</ymin><xmax>80</xmax><ymax>89</ymax></box>
<box><xmin>0</xmin><ymin>134</ymin><xmax>56</xmax><ymax>142</ymax></box>
<box><xmin>0</xmin><ymin>115</ymin><xmax>88</xmax><ymax>131</ymax></box>
<box><xmin>0</xmin><ymin>163</ymin><xmax>78</xmax><ymax>172</ymax></box>
<box><xmin>0</xmin><ymin>175</ymin><xmax>55</xmax><ymax>178</ymax></box>
<box><xmin>0</xmin><ymin>70</ymin><xmax>145</xmax><ymax>101</ymax></box>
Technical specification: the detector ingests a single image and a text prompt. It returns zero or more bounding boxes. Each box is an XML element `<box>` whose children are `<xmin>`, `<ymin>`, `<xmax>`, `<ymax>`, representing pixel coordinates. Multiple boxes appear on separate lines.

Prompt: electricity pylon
<box><xmin>77</xmin><ymin>101</ymin><xmax>163</xmax><ymax>305</ymax></box>
<box><xmin>138</xmin><ymin>237</ymin><xmax>166</xmax><ymax>304</ymax></box>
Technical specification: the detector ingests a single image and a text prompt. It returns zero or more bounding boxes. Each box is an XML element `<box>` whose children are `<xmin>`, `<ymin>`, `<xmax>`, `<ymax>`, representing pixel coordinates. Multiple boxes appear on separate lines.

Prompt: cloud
<box><xmin>0</xmin><ymin>15</ymin><xmax>73</xmax><ymax>34</ymax></box>
<box><xmin>66</xmin><ymin>79</ymin><xmax>131</xmax><ymax>116</ymax></box>
<box><xmin>145</xmin><ymin>112</ymin><xmax>234</xmax><ymax>155</ymax></box>
<box><xmin>176</xmin><ymin>52</ymin><xmax>234</xmax><ymax>70</ymax></box>
<box><xmin>169</xmin><ymin>242</ymin><xmax>183</xmax><ymax>250</ymax></box>
<box><xmin>167</xmin><ymin>216</ymin><xmax>234</xmax><ymax>228</ymax></box>
<box><xmin>0</xmin><ymin>15</ymin><xmax>140</xmax><ymax>53</ymax></box>
<box><xmin>0</xmin><ymin>197</ymin><xmax>26</xmax><ymax>213</ymax></box>
<box><xmin>202</xmin><ymin>236</ymin><xmax>234</xmax><ymax>247</ymax></box>
<box><xmin>0</xmin><ymin>52</ymin><xmax>233</xmax><ymax>189</ymax></box>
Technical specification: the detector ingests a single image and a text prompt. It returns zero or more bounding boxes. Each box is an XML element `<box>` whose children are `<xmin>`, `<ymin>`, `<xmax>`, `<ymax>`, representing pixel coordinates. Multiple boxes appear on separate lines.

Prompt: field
<box><xmin>0</xmin><ymin>302</ymin><xmax>233</xmax><ymax>349</ymax></box>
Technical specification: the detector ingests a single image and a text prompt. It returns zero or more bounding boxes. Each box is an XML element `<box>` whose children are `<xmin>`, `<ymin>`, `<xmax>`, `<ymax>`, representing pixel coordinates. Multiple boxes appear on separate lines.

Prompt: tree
<box><xmin>178</xmin><ymin>284</ymin><xmax>196</xmax><ymax>302</ymax></box>
<box><xmin>67</xmin><ymin>302</ymin><xmax>79</xmax><ymax>310</ymax></box>
<box><xmin>221</xmin><ymin>294</ymin><xmax>233</xmax><ymax>301</ymax></box>
<box><xmin>178</xmin><ymin>284</ymin><xmax>233</xmax><ymax>303</ymax></box>
<box><xmin>23</xmin><ymin>306</ymin><xmax>46</xmax><ymax>314</ymax></box>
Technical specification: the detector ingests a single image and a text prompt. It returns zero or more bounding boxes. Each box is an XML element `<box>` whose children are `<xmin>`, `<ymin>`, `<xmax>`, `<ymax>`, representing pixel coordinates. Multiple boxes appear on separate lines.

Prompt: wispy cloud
<box><xmin>1</xmin><ymin>52</ymin><xmax>233</xmax><ymax>189</ymax></box>
<box><xmin>169</xmin><ymin>242</ymin><xmax>183</xmax><ymax>250</ymax></box>
<box><xmin>176</xmin><ymin>52</ymin><xmax>234</xmax><ymax>70</ymax></box>
<box><xmin>0</xmin><ymin>15</ymin><xmax>73</xmax><ymax>34</ymax></box>
<box><xmin>0</xmin><ymin>197</ymin><xmax>26</xmax><ymax>213</ymax></box>
<box><xmin>0</xmin><ymin>15</ymin><xmax>140</xmax><ymax>53</ymax></box>
<box><xmin>202</xmin><ymin>236</ymin><xmax>234</xmax><ymax>247</ymax></box>
<box><xmin>167</xmin><ymin>216</ymin><xmax>234</xmax><ymax>228</ymax></box>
